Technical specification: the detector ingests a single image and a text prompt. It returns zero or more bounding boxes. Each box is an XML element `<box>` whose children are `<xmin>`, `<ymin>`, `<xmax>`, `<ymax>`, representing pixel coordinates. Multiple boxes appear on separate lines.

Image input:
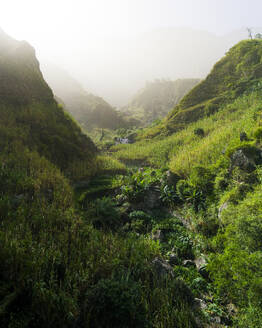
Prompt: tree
<box><xmin>247</xmin><ymin>27</ymin><xmax>253</xmax><ymax>39</ymax></box>
<box><xmin>255</xmin><ymin>33</ymin><xmax>262</xmax><ymax>39</ymax></box>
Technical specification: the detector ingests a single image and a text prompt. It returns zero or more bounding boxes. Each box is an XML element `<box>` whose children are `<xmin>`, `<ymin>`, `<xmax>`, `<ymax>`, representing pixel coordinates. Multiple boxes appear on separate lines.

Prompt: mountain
<box><xmin>144</xmin><ymin>39</ymin><xmax>262</xmax><ymax>137</ymax></box>
<box><xmin>0</xmin><ymin>28</ymin><xmax>96</xmax><ymax>175</ymax></box>
<box><xmin>121</xmin><ymin>78</ymin><xmax>200</xmax><ymax>126</ymax></box>
<box><xmin>57</xmin><ymin>27</ymin><xmax>259</xmax><ymax>106</ymax></box>
<box><xmin>41</xmin><ymin>63</ymin><xmax>127</xmax><ymax>130</ymax></box>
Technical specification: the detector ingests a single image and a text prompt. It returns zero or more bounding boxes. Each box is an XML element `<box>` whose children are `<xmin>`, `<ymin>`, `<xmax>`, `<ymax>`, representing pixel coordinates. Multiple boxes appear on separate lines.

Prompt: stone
<box><xmin>194</xmin><ymin>298</ymin><xmax>207</xmax><ymax>310</ymax></box>
<box><xmin>183</xmin><ymin>260</ymin><xmax>196</xmax><ymax>268</ymax></box>
<box><xmin>143</xmin><ymin>186</ymin><xmax>162</xmax><ymax>209</ymax></box>
<box><xmin>151</xmin><ymin>229</ymin><xmax>164</xmax><ymax>243</ymax></box>
<box><xmin>168</xmin><ymin>253</ymin><xmax>179</xmax><ymax>266</ymax></box>
<box><xmin>152</xmin><ymin>257</ymin><xmax>174</xmax><ymax>278</ymax></box>
<box><xmin>194</xmin><ymin>256</ymin><xmax>207</xmax><ymax>271</ymax></box>
<box><xmin>165</xmin><ymin>170</ymin><xmax>180</xmax><ymax>186</ymax></box>
<box><xmin>231</xmin><ymin>149</ymin><xmax>257</xmax><ymax>172</ymax></box>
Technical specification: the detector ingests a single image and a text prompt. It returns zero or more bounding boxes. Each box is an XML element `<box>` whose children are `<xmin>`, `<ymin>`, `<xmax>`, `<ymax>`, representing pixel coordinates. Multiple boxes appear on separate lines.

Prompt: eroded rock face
<box><xmin>152</xmin><ymin>257</ymin><xmax>174</xmax><ymax>278</ymax></box>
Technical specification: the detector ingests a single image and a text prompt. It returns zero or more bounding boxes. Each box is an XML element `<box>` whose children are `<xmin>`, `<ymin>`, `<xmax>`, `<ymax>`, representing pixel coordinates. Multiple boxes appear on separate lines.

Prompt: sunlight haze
<box><xmin>1</xmin><ymin>0</ymin><xmax>262</xmax><ymax>105</ymax></box>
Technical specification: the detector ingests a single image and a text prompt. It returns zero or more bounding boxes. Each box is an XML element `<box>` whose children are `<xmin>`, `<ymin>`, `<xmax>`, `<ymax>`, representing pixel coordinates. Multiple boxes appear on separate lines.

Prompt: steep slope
<box><xmin>144</xmin><ymin>39</ymin><xmax>262</xmax><ymax>137</ymax></box>
<box><xmin>0</xmin><ymin>29</ymin><xmax>96</xmax><ymax>175</ymax></box>
<box><xmin>121</xmin><ymin>78</ymin><xmax>200</xmax><ymax>126</ymax></box>
<box><xmin>41</xmin><ymin>63</ymin><xmax>127</xmax><ymax>130</ymax></box>
<box><xmin>111</xmin><ymin>39</ymin><xmax>262</xmax><ymax>326</ymax></box>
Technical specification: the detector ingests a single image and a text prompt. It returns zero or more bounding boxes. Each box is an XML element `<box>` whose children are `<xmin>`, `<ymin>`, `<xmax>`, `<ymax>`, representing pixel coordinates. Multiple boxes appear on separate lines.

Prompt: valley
<box><xmin>1</xmin><ymin>26</ymin><xmax>262</xmax><ymax>328</ymax></box>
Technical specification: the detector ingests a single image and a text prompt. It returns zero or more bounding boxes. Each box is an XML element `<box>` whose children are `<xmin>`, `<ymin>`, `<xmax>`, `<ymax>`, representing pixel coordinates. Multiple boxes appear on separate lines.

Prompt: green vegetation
<box><xmin>143</xmin><ymin>39</ymin><xmax>262</xmax><ymax>137</ymax></box>
<box><xmin>3</xmin><ymin>29</ymin><xmax>262</xmax><ymax>328</ymax></box>
<box><xmin>110</xmin><ymin>39</ymin><xmax>262</xmax><ymax>326</ymax></box>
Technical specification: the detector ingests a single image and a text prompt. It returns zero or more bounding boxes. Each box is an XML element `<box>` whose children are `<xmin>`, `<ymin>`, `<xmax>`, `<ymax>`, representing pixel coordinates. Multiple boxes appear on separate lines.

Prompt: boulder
<box><xmin>230</xmin><ymin>147</ymin><xmax>262</xmax><ymax>172</ymax></box>
<box><xmin>168</xmin><ymin>253</ymin><xmax>179</xmax><ymax>266</ymax></box>
<box><xmin>143</xmin><ymin>186</ymin><xmax>162</xmax><ymax>209</ymax></box>
<box><xmin>195</xmin><ymin>256</ymin><xmax>209</xmax><ymax>278</ymax></box>
<box><xmin>165</xmin><ymin>170</ymin><xmax>180</xmax><ymax>186</ymax></box>
<box><xmin>183</xmin><ymin>260</ymin><xmax>196</xmax><ymax>268</ymax></box>
<box><xmin>151</xmin><ymin>229</ymin><xmax>164</xmax><ymax>243</ymax></box>
<box><xmin>152</xmin><ymin>257</ymin><xmax>174</xmax><ymax>278</ymax></box>
<box><xmin>194</xmin><ymin>298</ymin><xmax>207</xmax><ymax>310</ymax></box>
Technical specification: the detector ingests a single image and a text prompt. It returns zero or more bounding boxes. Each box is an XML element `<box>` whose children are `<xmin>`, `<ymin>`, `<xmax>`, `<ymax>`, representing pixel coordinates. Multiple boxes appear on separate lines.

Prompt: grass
<box><xmin>112</xmin><ymin>92</ymin><xmax>262</xmax><ymax>176</ymax></box>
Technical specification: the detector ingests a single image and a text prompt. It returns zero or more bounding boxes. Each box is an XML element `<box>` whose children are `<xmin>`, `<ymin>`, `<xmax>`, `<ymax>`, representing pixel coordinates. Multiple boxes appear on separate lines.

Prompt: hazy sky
<box><xmin>1</xmin><ymin>0</ymin><xmax>261</xmax><ymax>43</ymax></box>
<box><xmin>1</xmin><ymin>0</ymin><xmax>261</xmax><ymax>105</ymax></box>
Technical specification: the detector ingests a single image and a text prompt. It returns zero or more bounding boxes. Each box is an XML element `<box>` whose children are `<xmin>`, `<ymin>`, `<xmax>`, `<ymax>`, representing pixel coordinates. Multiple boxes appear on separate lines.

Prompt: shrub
<box><xmin>88</xmin><ymin>197</ymin><xmax>121</xmax><ymax>230</ymax></box>
<box><xmin>81</xmin><ymin>278</ymin><xmax>148</xmax><ymax>328</ymax></box>
<box><xmin>253</xmin><ymin>127</ymin><xmax>262</xmax><ymax>139</ymax></box>
<box><xmin>129</xmin><ymin>210</ymin><xmax>153</xmax><ymax>233</ymax></box>
<box><xmin>194</xmin><ymin>128</ymin><xmax>205</xmax><ymax>137</ymax></box>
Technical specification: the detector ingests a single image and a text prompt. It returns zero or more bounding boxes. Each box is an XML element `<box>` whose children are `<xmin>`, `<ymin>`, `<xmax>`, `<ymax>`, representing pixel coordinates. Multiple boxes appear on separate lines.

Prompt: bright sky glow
<box><xmin>2</xmin><ymin>0</ymin><xmax>262</xmax><ymax>52</ymax></box>
<box><xmin>1</xmin><ymin>0</ymin><xmax>262</xmax><ymax>105</ymax></box>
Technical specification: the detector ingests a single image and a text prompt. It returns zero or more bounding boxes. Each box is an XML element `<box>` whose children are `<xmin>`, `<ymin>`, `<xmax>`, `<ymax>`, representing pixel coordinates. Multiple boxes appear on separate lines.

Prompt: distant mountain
<box><xmin>121</xmin><ymin>78</ymin><xmax>200</xmax><ymax>125</ymax></box>
<box><xmin>60</xmin><ymin>27</ymin><xmax>260</xmax><ymax>106</ymax></box>
<box><xmin>41</xmin><ymin>63</ymin><xmax>128</xmax><ymax>130</ymax></box>
<box><xmin>0</xmin><ymin>28</ymin><xmax>96</xmax><ymax>173</ymax></box>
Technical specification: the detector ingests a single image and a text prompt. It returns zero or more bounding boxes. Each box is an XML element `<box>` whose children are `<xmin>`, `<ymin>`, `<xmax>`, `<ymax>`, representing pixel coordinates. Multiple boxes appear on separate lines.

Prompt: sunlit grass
<box><xmin>112</xmin><ymin>93</ymin><xmax>262</xmax><ymax>176</ymax></box>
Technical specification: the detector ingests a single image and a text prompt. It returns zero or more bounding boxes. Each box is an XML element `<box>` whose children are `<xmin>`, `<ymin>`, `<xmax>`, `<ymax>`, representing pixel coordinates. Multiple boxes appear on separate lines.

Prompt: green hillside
<box><xmin>122</xmin><ymin>78</ymin><xmax>200</xmax><ymax>126</ymax></box>
<box><xmin>143</xmin><ymin>39</ymin><xmax>262</xmax><ymax>137</ymax></box>
<box><xmin>41</xmin><ymin>64</ymin><xmax>129</xmax><ymax>130</ymax></box>
<box><xmin>111</xmin><ymin>39</ymin><xmax>262</xmax><ymax>326</ymax></box>
<box><xmin>0</xmin><ymin>30</ymin><xmax>199</xmax><ymax>328</ymax></box>
<box><xmin>0</xmin><ymin>29</ymin><xmax>97</xmax><ymax>177</ymax></box>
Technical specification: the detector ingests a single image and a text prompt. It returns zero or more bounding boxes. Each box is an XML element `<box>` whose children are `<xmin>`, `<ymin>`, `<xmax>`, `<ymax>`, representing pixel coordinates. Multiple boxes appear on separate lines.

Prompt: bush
<box><xmin>253</xmin><ymin>127</ymin><xmax>262</xmax><ymax>140</ymax></box>
<box><xmin>129</xmin><ymin>211</ymin><xmax>153</xmax><ymax>233</ymax></box>
<box><xmin>88</xmin><ymin>197</ymin><xmax>121</xmax><ymax>230</ymax></box>
<box><xmin>194</xmin><ymin>128</ymin><xmax>205</xmax><ymax>137</ymax></box>
<box><xmin>81</xmin><ymin>278</ymin><xmax>148</xmax><ymax>328</ymax></box>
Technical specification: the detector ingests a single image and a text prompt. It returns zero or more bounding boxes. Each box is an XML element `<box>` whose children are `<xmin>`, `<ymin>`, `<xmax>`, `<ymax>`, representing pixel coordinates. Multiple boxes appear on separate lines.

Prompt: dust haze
<box><xmin>1</xmin><ymin>0</ymin><xmax>262</xmax><ymax>106</ymax></box>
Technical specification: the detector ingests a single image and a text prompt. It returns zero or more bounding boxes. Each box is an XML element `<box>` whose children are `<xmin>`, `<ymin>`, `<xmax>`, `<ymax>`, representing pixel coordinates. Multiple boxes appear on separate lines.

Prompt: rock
<box><xmin>152</xmin><ymin>257</ymin><xmax>174</xmax><ymax>278</ymax></box>
<box><xmin>240</xmin><ymin>131</ymin><xmax>248</xmax><ymax>141</ymax></box>
<box><xmin>194</xmin><ymin>256</ymin><xmax>209</xmax><ymax>278</ymax></box>
<box><xmin>231</xmin><ymin>149</ymin><xmax>256</xmax><ymax>172</ymax></box>
<box><xmin>194</xmin><ymin>298</ymin><xmax>207</xmax><ymax>310</ymax></box>
<box><xmin>211</xmin><ymin>316</ymin><xmax>221</xmax><ymax>324</ymax></box>
<box><xmin>168</xmin><ymin>253</ymin><xmax>179</xmax><ymax>266</ymax></box>
<box><xmin>165</xmin><ymin>170</ymin><xmax>180</xmax><ymax>186</ymax></box>
<box><xmin>151</xmin><ymin>229</ymin><xmax>164</xmax><ymax>243</ymax></box>
<box><xmin>143</xmin><ymin>186</ymin><xmax>162</xmax><ymax>209</ymax></box>
<box><xmin>218</xmin><ymin>202</ymin><xmax>228</xmax><ymax>220</ymax></box>
<box><xmin>183</xmin><ymin>260</ymin><xmax>196</xmax><ymax>268</ymax></box>
<box><xmin>226</xmin><ymin>303</ymin><xmax>237</xmax><ymax>315</ymax></box>
<box><xmin>194</xmin><ymin>256</ymin><xmax>207</xmax><ymax>271</ymax></box>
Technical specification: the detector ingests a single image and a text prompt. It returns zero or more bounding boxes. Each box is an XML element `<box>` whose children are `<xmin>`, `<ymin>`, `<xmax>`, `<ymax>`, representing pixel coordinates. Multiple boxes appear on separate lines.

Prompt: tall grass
<box><xmin>112</xmin><ymin>93</ymin><xmax>262</xmax><ymax>176</ymax></box>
